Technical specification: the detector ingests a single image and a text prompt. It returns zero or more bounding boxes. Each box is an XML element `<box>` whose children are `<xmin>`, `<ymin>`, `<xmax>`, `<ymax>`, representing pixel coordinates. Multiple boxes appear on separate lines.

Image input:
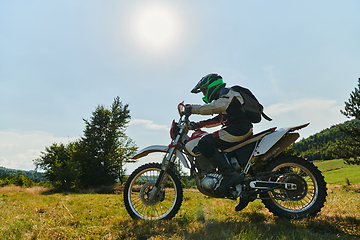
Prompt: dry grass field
<box><xmin>0</xmin><ymin>183</ymin><xmax>359</xmax><ymax>239</ymax></box>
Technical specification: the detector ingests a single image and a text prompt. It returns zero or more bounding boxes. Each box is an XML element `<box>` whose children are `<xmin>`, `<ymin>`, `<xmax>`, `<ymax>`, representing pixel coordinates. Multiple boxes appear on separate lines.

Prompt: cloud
<box><xmin>258</xmin><ymin>98</ymin><xmax>348</xmax><ymax>139</ymax></box>
<box><xmin>126</xmin><ymin>119</ymin><xmax>171</xmax><ymax>152</ymax></box>
<box><xmin>265</xmin><ymin>98</ymin><xmax>341</xmax><ymax>118</ymax></box>
<box><xmin>128</xmin><ymin>119</ymin><xmax>170</xmax><ymax>131</ymax></box>
<box><xmin>0</xmin><ymin>131</ymin><xmax>79</xmax><ymax>171</ymax></box>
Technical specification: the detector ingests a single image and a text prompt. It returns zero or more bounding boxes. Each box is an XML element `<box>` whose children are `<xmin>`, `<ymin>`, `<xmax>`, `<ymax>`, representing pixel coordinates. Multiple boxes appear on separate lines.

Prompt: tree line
<box><xmin>0</xmin><ymin>167</ymin><xmax>46</xmax><ymax>182</ymax></box>
<box><xmin>293</xmin><ymin>78</ymin><xmax>360</xmax><ymax>165</ymax></box>
<box><xmin>292</xmin><ymin>119</ymin><xmax>360</xmax><ymax>161</ymax></box>
<box><xmin>33</xmin><ymin>97</ymin><xmax>138</xmax><ymax>191</ymax></box>
<box><xmin>0</xmin><ymin>172</ymin><xmax>48</xmax><ymax>187</ymax></box>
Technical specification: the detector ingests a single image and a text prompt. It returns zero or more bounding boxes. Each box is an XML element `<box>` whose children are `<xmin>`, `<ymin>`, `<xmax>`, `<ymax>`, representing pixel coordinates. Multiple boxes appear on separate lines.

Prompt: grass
<box><xmin>0</xmin><ymin>159</ymin><xmax>359</xmax><ymax>239</ymax></box>
<box><xmin>0</xmin><ymin>183</ymin><xmax>360</xmax><ymax>239</ymax></box>
<box><xmin>314</xmin><ymin>159</ymin><xmax>360</xmax><ymax>185</ymax></box>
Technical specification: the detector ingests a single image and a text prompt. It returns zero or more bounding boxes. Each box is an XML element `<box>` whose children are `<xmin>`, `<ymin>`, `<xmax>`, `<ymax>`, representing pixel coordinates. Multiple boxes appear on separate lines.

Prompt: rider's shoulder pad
<box><xmin>218</xmin><ymin>87</ymin><xmax>230</xmax><ymax>98</ymax></box>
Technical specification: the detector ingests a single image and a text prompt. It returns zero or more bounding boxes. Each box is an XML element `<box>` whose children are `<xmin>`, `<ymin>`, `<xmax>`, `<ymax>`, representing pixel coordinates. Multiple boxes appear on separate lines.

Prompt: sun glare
<box><xmin>134</xmin><ymin>3</ymin><xmax>178</xmax><ymax>49</ymax></box>
<box><xmin>140</xmin><ymin>10</ymin><xmax>173</xmax><ymax>44</ymax></box>
<box><xmin>116</xmin><ymin>1</ymin><xmax>190</xmax><ymax>68</ymax></box>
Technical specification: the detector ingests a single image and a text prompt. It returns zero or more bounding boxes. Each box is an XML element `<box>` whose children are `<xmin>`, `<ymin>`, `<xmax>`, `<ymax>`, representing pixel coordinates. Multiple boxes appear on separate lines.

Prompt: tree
<box><xmin>340</xmin><ymin>78</ymin><xmax>360</xmax><ymax>119</ymax></box>
<box><xmin>291</xmin><ymin>120</ymin><xmax>360</xmax><ymax>161</ymax></box>
<box><xmin>335</xmin><ymin>78</ymin><xmax>360</xmax><ymax>165</ymax></box>
<box><xmin>0</xmin><ymin>172</ymin><xmax>35</xmax><ymax>187</ymax></box>
<box><xmin>34</xmin><ymin>142</ymin><xmax>81</xmax><ymax>190</ymax></box>
<box><xmin>116</xmin><ymin>135</ymin><xmax>138</xmax><ymax>184</ymax></box>
<box><xmin>34</xmin><ymin>96</ymin><xmax>138</xmax><ymax>190</ymax></box>
<box><xmin>77</xmin><ymin>96</ymin><xmax>137</xmax><ymax>188</ymax></box>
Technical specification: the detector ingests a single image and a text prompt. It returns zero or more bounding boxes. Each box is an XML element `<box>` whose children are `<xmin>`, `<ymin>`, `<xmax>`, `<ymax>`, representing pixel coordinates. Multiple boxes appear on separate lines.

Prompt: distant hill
<box><xmin>292</xmin><ymin>119</ymin><xmax>360</xmax><ymax>161</ymax></box>
<box><xmin>0</xmin><ymin>167</ymin><xmax>46</xmax><ymax>183</ymax></box>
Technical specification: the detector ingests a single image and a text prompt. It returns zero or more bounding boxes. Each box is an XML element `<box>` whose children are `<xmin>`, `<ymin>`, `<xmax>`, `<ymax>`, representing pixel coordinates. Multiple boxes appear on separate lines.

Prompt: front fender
<box><xmin>131</xmin><ymin>145</ymin><xmax>190</xmax><ymax>169</ymax></box>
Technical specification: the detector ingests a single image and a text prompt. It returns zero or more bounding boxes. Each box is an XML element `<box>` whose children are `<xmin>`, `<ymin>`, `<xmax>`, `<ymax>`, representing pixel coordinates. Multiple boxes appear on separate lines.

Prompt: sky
<box><xmin>1</xmin><ymin>0</ymin><xmax>359</xmax><ymax>173</ymax></box>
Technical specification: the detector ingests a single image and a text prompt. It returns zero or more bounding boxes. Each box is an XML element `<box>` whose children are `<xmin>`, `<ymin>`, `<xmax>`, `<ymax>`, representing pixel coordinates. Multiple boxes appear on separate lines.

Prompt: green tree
<box><xmin>292</xmin><ymin>119</ymin><xmax>360</xmax><ymax>161</ymax></box>
<box><xmin>77</xmin><ymin>96</ymin><xmax>137</xmax><ymax>188</ymax></box>
<box><xmin>34</xmin><ymin>142</ymin><xmax>81</xmax><ymax>190</ymax></box>
<box><xmin>116</xmin><ymin>135</ymin><xmax>138</xmax><ymax>184</ymax></box>
<box><xmin>0</xmin><ymin>172</ymin><xmax>35</xmax><ymax>187</ymax></box>
<box><xmin>335</xmin><ymin>78</ymin><xmax>360</xmax><ymax>165</ymax></box>
<box><xmin>34</xmin><ymin>96</ymin><xmax>137</xmax><ymax>190</ymax></box>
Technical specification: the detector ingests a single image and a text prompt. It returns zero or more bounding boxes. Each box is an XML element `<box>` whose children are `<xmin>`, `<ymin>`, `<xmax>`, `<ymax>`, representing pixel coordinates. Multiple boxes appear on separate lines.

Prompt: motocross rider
<box><xmin>185</xmin><ymin>73</ymin><xmax>253</xmax><ymax>194</ymax></box>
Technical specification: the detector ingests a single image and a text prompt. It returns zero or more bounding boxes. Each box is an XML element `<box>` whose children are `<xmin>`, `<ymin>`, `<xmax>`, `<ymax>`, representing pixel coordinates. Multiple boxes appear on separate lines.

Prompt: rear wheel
<box><xmin>261</xmin><ymin>156</ymin><xmax>327</xmax><ymax>218</ymax></box>
<box><xmin>124</xmin><ymin>163</ymin><xmax>183</xmax><ymax>220</ymax></box>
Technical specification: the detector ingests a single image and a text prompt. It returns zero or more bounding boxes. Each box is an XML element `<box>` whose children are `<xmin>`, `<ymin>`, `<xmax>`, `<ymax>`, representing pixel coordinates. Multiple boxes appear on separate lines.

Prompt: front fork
<box><xmin>148</xmin><ymin>126</ymin><xmax>185</xmax><ymax>201</ymax></box>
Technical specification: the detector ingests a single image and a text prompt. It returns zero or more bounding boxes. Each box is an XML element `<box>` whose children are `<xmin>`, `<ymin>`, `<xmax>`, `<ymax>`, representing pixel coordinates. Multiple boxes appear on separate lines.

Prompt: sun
<box><xmin>134</xmin><ymin>3</ymin><xmax>178</xmax><ymax>48</ymax></box>
<box><xmin>140</xmin><ymin>10</ymin><xmax>173</xmax><ymax>45</ymax></box>
<box><xmin>115</xmin><ymin>1</ymin><xmax>188</xmax><ymax>66</ymax></box>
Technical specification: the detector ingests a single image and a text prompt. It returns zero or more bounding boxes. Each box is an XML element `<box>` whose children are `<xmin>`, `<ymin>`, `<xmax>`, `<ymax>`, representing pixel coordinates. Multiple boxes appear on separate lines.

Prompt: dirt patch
<box><xmin>113</xmin><ymin>185</ymin><xmax>125</xmax><ymax>194</ymax></box>
<box><xmin>328</xmin><ymin>183</ymin><xmax>360</xmax><ymax>193</ymax></box>
<box><xmin>321</xmin><ymin>167</ymin><xmax>344</xmax><ymax>172</ymax></box>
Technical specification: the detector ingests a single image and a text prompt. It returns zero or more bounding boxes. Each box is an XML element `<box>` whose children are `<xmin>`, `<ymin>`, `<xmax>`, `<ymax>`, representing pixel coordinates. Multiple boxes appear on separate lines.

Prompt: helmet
<box><xmin>191</xmin><ymin>73</ymin><xmax>226</xmax><ymax>103</ymax></box>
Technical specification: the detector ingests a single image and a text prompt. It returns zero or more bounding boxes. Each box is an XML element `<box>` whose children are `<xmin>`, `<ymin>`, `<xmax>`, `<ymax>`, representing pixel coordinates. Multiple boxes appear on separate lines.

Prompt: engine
<box><xmin>200</xmin><ymin>173</ymin><xmax>223</xmax><ymax>191</ymax></box>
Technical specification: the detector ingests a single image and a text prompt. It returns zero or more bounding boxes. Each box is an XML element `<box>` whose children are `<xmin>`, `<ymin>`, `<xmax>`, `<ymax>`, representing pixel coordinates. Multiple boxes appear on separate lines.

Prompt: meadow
<box><xmin>314</xmin><ymin>159</ymin><xmax>360</xmax><ymax>185</ymax></box>
<box><xmin>0</xmin><ymin>159</ymin><xmax>359</xmax><ymax>240</ymax></box>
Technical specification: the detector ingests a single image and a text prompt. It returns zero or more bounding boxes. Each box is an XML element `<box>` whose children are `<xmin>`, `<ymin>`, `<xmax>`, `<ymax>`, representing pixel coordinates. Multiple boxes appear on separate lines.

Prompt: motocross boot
<box><xmin>235</xmin><ymin>197</ymin><xmax>255</xmax><ymax>211</ymax></box>
<box><xmin>212</xmin><ymin>151</ymin><xmax>244</xmax><ymax>194</ymax></box>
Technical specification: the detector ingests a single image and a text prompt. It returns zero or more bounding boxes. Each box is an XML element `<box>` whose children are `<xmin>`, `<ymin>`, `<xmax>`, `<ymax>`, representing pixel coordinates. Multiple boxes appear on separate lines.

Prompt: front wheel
<box><xmin>124</xmin><ymin>163</ymin><xmax>183</xmax><ymax>220</ymax></box>
<box><xmin>261</xmin><ymin>156</ymin><xmax>327</xmax><ymax>218</ymax></box>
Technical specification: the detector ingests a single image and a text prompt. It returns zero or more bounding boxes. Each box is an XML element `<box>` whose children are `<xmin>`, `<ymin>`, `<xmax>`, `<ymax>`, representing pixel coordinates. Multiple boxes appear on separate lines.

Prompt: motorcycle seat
<box><xmin>222</xmin><ymin>127</ymin><xmax>276</xmax><ymax>153</ymax></box>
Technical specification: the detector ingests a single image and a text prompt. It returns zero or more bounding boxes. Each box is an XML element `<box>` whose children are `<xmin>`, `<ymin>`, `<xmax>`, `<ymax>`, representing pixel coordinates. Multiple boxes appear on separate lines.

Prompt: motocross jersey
<box><xmin>191</xmin><ymin>87</ymin><xmax>253</xmax><ymax>134</ymax></box>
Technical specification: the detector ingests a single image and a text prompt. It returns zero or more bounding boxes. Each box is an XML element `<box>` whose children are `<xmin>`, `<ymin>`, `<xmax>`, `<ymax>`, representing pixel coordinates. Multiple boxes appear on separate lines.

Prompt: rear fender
<box><xmin>254</xmin><ymin>128</ymin><xmax>288</xmax><ymax>156</ymax></box>
<box><xmin>131</xmin><ymin>145</ymin><xmax>190</xmax><ymax>169</ymax></box>
<box><xmin>254</xmin><ymin>123</ymin><xmax>309</xmax><ymax>156</ymax></box>
<box><xmin>257</xmin><ymin>132</ymin><xmax>300</xmax><ymax>162</ymax></box>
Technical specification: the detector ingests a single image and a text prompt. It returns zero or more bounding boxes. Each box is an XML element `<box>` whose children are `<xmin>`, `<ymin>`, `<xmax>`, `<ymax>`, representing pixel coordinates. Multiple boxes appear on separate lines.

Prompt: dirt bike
<box><xmin>124</xmin><ymin>103</ymin><xmax>327</xmax><ymax>220</ymax></box>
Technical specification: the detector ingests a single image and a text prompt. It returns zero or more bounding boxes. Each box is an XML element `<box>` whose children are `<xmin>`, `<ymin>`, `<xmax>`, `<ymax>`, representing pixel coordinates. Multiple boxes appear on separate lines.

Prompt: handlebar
<box><xmin>177</xmin><ymin>102</ymin><xmax>185</xmax><ymax>116</ymax></box>
<box><xmin>177</xmin><ymin>102</ymin><xmax>190</xmax><ymax>122</ymax></box>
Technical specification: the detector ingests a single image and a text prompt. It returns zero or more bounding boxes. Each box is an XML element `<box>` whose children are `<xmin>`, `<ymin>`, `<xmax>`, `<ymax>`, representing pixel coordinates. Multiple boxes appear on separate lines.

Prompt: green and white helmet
<box><xmin>191</xmin><ymin>73</ymin><xmax>226</xmax><ymax>103</ymax></box>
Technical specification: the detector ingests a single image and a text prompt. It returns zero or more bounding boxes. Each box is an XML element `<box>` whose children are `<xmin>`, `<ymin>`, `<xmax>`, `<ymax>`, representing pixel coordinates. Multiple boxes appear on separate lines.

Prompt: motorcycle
<box><xmin>124</xmin><ymin>103</ymin><xmax>327</xmax><ymax>220</ymax></box>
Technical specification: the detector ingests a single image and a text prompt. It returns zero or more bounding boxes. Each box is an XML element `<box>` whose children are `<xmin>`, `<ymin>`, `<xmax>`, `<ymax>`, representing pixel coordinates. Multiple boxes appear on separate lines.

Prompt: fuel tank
<box><xmin>185</xmin><ymin>130</ymin><xmax>208</xmax><ymax>156</ymax></box>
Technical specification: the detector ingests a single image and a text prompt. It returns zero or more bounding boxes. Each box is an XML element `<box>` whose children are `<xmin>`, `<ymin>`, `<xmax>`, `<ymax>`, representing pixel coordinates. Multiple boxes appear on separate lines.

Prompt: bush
<box><xmin>0</xmin><ymin>173</ymin><xmax>36</xmax><ymax>187</ymax></box>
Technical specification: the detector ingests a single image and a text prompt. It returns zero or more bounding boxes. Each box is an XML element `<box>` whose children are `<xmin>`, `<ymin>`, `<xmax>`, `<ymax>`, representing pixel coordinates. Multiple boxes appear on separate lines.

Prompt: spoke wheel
<box><xmin>261</xmin><ymin>156</ymin><xmax>327</xmax><ymax>218</ymax></box>
<box><xmin>124</xmin><ymin>163</ymin><xmax>183</xmax><ymax>220</ymax></box>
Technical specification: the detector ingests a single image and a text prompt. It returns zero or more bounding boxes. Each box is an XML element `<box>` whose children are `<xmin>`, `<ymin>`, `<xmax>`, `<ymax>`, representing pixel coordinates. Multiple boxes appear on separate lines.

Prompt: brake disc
<box><xmin>139</xmin><ymin>182</ymin><xmax>165</xmax><ymax>206</ymax></box>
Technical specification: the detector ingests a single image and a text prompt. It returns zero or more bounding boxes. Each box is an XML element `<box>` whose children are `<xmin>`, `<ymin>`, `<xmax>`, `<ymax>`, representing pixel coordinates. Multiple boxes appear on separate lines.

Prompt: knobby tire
<box><xmin>124</xmin><ymin>163</ymin><xmax>183</xmax><ymax>220</ymax></box>
<box><xmin>260</xmin><ymin>156</ymin><xmax>327</xmax><ymax>218</ymax></box>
